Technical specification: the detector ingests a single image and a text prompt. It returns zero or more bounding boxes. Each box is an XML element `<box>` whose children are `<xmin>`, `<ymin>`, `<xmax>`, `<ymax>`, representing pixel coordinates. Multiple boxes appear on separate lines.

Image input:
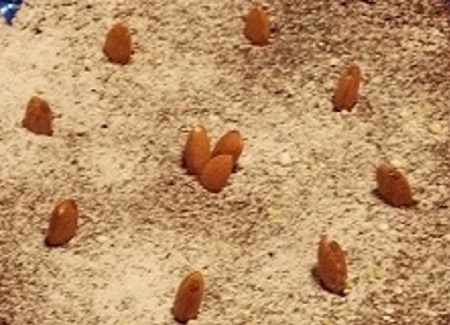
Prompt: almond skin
<box><xmin>183</xmin><ymin>125</ymin><xmax>211</xmax><ymax>175</ymax></box>
<box><xmin>317</xmin><ymin>235</ymin><xmax>347</xmax><ymax>295</ymax></box>
<box><xmin>45</xmin><ymin>199</ymin><xmax>78</xmax><ymax>247</ymax></box>
<box><xmin>103</xmin><ymin>23</ymin><xmax>132</xmax><ymax>65</ymax></box>
<box><xmin>199</xmin><ymin>154</ymin><xmax>233</xmax><ymax>193</ymax></box>
<box><xmin>243</xmin><ymin>6</ymin><xmax>270</xmax><ymax>46</ymax></box>
<box><xmin>376</xmin><ymin>162</ymin><xmax>415</xmax><ymax>207</ymax></box>
<box><xmin>211</xmin><ymin>130</ymin><xmax>243</xmax><ymax>165</ymax></box>
<box><xmin>332</xmin><ymin>63</ymin><xmax>361</xmax><ymax>112</ymax></box>
<box><xmin>22</xmin><ymin>96</ymin><xmax>53</xmax><ymax>136</ymax></box>
<box><xmin>171</xmin><ymin>271</ymin><xmax>205</xmax><ymax>324</ymax></box>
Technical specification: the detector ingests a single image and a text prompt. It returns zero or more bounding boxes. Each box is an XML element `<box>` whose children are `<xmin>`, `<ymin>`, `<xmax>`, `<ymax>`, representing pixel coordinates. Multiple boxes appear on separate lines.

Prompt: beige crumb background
<box><xmin>0</xmin><ymin>0</ymin><xmax>449</xmax><ymax>324</ymax></box>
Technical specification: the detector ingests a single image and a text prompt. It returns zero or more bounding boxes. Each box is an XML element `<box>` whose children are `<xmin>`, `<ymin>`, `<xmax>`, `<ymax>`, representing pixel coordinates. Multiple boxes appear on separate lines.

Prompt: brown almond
<box><xmin>332</xmin><ymin>63</ymin><xmax>361</xmax><ymax>112</ymax></box>
<box><xmin>183</xmin><ymin>125</ymin><xmax>211</xmax><ymax>175</ymax></box>
<box><xmin>243</xmin><ymin>6</ymin><xmax>270</xmax><ymax>46</ymax></box>
<box><xmin>376</xmin><ymin>162</ymin><xmax>415</xmax><ymax>207</ymax></box>
<box><xmin>22</xmin><ymin>96</ymin><xmax>53</xmax><ymax>136</ymax></box>
<box><xmin>45</xmin><ymin>199</ymin><xmax>78</xmax><ymax>247</ymax></box>
<box><xmin>199</xmin><ymin>154</ymin><xmax>233</xmax><ymax>193</ymax></box>
<box><xmin>211</xmin><ymin>130</ymin><xmax>243</xmax><ymax>164</ymax></box>
<box><xmin>103</xmin><ymin>23</ymin><xmax>132</xmax><ymax>65</ymax></box>
<box><xmin>317</xmin><ymin>235</ymin><xmax>347</xmax><ymax>295</ymax></box>
<box><xmin>171</xmin><ymin>271</ymin><xmax>205</xmax><ymax>324</ymax></box>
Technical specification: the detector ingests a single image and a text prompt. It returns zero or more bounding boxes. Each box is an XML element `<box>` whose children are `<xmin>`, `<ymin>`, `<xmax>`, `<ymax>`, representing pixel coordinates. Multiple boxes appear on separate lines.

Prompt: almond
<box><xmin>183</xmin><ymin>125</ymin><xmax>211</xmax><ymax>175</ymax></box>
<box><xmin>103</xmin><ymin>22</ymin><xmax>132</xmax><ymax>65</ymax></box>
<box><xmin>317</xmin><ymin>235</ymin><xmax>347</xmax><ymax>295</ymax></box>
<box><xmin>212</xmin><ymin>130</ymin><xmax>243</xmax><ymax>165</ymax></box>
<box><xmin>171</xmin><ymin>271</ymin><xmax>205</xmax><ymax>324</ymax></box>
<box><xmin>22</xmin><ymin>96</ymin><xmax>53</xmax><ymax>136</ymax></box>
<box><xmin>376</xmin><ymin>162</ymin><xmax>415</xmax><ymax>207</ymax></box>
<box><xmin>45</xmin><ymin>199</ymin><xmax>78</xmax><ymax>247</ymax></box>
<box><xmin>332</xmin><ymin>63</ymin><xmax>361</xmax><ymax>112</ymax></box>
<box><xmin>243</xmin><ymin>6</ymin><xmax>270</xmax><ymax>46</ymax></box>
<box><xmin>199</xmin><ymin>154</ymin><xmax>233</xmax><ymax>193</ymax></box>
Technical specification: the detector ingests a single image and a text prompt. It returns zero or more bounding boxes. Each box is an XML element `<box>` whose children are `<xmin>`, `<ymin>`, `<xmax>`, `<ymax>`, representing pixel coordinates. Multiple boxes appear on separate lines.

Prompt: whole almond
<box><xmin>211</xmin><ymin>130</ymin><xmax>243</xmax><ymax>164</ymax></box>
<box><xmin>376</xmin><ymin>162</ymin><xmax>415</xmax><ymax>207</ymax></box>
<box><xmin>243</xmin><ymin>6</ymin><xmax>270</xmax><ymax>46</ymax></box>
<box><xmin>171</xmin><ymin>271</ymin><xmax>205</xmax><ymax>324</ymax></box>
<box><xmin>332</xmin><ymin>63</ymin><xmax>361</xmax><ymax>112</ymax></box>
<box><xmin>317</xmin><ymin>235</ymin><xmax>347</xmax><ymax>295</ymax></box>
<box><xmin>183</xmin><ymin>125</ymin><xmax>211</xmax><ymax>175</ymax></box>
<box><xmin>103</xmin><ymin>22</ymin><xmax>132</xmax><ymax>65</ymax></box>
<box><xmin>22</xmin><ymin>96</ymin><xmax>53</xmax><ymax>136</ymax></box>
<box><xmin>45</xmin><ymin>199</ymin><xmax>78</xmax><ymax>247</ymax></box>
<box><xmin>199</xmin><ymin>154</ymin><xmax>233</xmax><ymax>193</ymax></box>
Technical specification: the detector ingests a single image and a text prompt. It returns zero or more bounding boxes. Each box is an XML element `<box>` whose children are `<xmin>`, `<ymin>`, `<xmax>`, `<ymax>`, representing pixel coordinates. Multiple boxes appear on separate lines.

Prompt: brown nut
<box><xmin>171</xmin><ymin>271</ymin><xmax>205</xmax><ymax>324</ymax></box>
<box><xmin>183</xmin><ymin>125</ymin><xmax>211</xmax><ymax>175</ymax></box>
<box><xmin>22</xmin><ymin>96</ymin><xmax>53</xmax><ymax>136</ymax></box>
<box><xmin>199</xmin><ymin>154</ymin><xmax>233</xmax><ymax>193</ymax></box>
<box><xmin>45</xmin><ymin>199</ymin><xmax>78</xmax><ymax>247</ymax></box>
<box><xmin>103</xmin><ymin>22</ymin><xmax>132</xmax><ymax>64</ymax></box>
<box><xmin>211</xmin><ymin>130</ymin><xmax>243</xmax><ymax>165</ymax></box>
<box><xmin>243</xmin><ymin>6</ymin><xmax>270</xmax><ymax>46</ymax></box>
<box><xmin>317</xmin><ymin>235</ymin><xmax>347</xmax><ymax>295</ymax></box>
<box><xmin>332</xmin><ymin>63</ymin><xmax>361</xmax><ymax>112</ymax></box>
<box><xmin>376</xmin><ymin>161</ymin><xmax>415</xmax><ymax>207</ymax></box>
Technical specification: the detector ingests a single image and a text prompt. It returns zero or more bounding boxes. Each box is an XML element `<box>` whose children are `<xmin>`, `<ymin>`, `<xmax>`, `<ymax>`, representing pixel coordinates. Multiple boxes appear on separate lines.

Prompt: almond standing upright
<box><xmin>243</xmin><ymin>6</ymin><xmax>270</xmax><ymax>46</ymax></box>
<box><xmin>211</xmin><ymin>130</ymin><xmax>243</xmax><ymax>165</ymax></box>
<box><xmin>103</xmin><ymin>22</ymin><xmax>132</xmax><ymax>64</ymax></box>
<box><xmin>172</xmin><ymin>271</ymin><xmax>205</xmax><ymax>324</ymax></box>
<box><xmin>22</xmin><ymin>96</ymin><xmax>53</xmax><ymax>136</ymax></box>
<box><xmin>317</xmin><ymin>235</ymin><xmax>347</xmax><ymax>295</ymax></box>
<box><xmin>183</xmin><ymin>125</ymin><xmax>211</xmax><ymax>175</ymax></box>
<box><xmin>45</xmin><ymin>199</ymin><xmax>78</xmax><ymax>247</ymax></box>
<box><xmin>376</xmin><ymin>161</ymin><xmax>415</xmax><ymax>207</ymax></box>
<box><xmin>332</xmin><ymin>63</ymin><xmax>361</xmax><ymax>112</ymax></box>
<box><xmin>199</xmin><ymin>154</ymin><xmax>233</xmax><ymax>193</ymax></box>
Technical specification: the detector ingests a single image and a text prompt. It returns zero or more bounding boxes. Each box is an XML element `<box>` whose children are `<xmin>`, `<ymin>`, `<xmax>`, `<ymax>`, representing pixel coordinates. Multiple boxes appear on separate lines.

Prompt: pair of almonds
<box><xmin>22</xmin><ymin>96</ymin><xmax>53</xmax><ymax>136</ymax></box>
<box><xmin>332</xmin><ymin>63</ymin><xmax>362</xmax><ymax>112</ymax></box>
<box><xmin>183</xmin><ymin>125</ymin><xmax>243</xmax><ymax>193</ymax></box>
<box><xmin>45</xmin><ymin>199</ymin><xmax>78</xmax><ymax>247</ymax></box>
<box><xmin>172</xmin><ymin>271</ymin><xmax>205</xmax><ymax>324</ymax></box>
<box><xmin>103</xmin><ymin>22</ymin><xmax>132</xmax><ymax>65</ymax></box>
<box><xmin>317</xmin><ymin>235</ymin><xmax>347</xmax><ymax>295</ymax></box>
<box><xmin>244</xmin><ymin>6</ymin><xmax>270</xmax><ymax>46</ymax></box>
<box><xmin>376</xmin><ymin>161</ymin><xmax>415</xmax><ymax>207</ymax></box>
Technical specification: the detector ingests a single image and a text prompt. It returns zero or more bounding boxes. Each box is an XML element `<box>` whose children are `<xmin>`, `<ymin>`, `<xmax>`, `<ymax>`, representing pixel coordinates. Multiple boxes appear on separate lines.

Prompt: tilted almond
<box><xmin>199</xmin><ymin>154</ymin><xmax>233</xmax><ymax>193</ymax></box>
<box><xmin>171</xmin><ymin>271</ymin><xmax>205</xmax><ymax>324</ymax></box>
<box><xmin>183</xmin><ymin>125</ymin><xmax>211</xmax><ymax>175</ymax></box>
<box><xmin>332</xmin><ymin>63</ymin><xmax>361</xmax><ymax>112</ymax></box>
<box><xmin>103</xmin><ymin>22</ymin><xmax>132</xmax><ymax>65</ymax></box>
<box><xmin>376</xmin><ymin>161</ymin><xmax>415</xmax><ymax>207</ymax></box>
<box><xmin>45</xmin><ymin>199</ymin><xmax>78</xmax><ymax>247</ymax></box>
<box><xmin>317</xmin><ymin>235</ymin><xmax>347</xmax><ymax>295</ymax></box>
<box><xmin>243</xmin><ymin>6</ymin><xmax>270</xmax><ymax>46</ymax></box>
<box><xmin>22</xmin><ymin>96</ymin><xmax>53</xmax><ymax>136</ymax></box>
<box><xmin>211</xmin><ymin>130</ymin><xmax>243</xmax><ymax>164</ymax></box>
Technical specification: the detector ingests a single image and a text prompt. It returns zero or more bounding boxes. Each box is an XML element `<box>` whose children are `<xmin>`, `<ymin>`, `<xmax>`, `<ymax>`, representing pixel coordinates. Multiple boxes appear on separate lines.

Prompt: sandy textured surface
<box><xmin>0</xmin><ymin>1</ymin><xmax>449</xmax><ymax>324</ymax></box>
